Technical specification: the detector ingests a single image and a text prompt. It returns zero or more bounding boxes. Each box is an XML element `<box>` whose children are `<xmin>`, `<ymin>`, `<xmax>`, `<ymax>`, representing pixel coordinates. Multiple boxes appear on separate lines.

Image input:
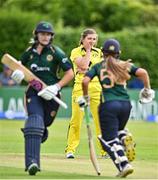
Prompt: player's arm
<box><xmin>129</xmin><ymin>63</ymin><xmax>151</xmax><ymax>89</ymax></box>
<box><xmin>78</xmin><ymin>65</ymin><xmax>97</xmax><ymax>108</ymax></box>
<box><xmin>75</xmin><ymin>52</ymin><xmax>90</xmax><ymax>70</ymax></box>
<box><xmin>82</xmin><ymin>64</ymin><xmax>98</xmax><ymax>96</ymax></box>
<box><xmin>74</xmin><ymin>43</ymin><xmax>92</xmax><ymax>70</ymax></box>
<box><xmin>82</xmin><ymin>76</ymin><xmax>91</xmax><ymax>96</ymax></box>
<box><xmin>135</xmin><ymin>68</ymin><xmax>150</xmax><ymax>89</ymax></box>
<box><xmin>38</xmin><ymin>68</ymin><xmax>74</xmax><ymax>101</ymax></box>
<box><xmin>56</xmin><ymin>50</ymin><xmax>74</xmax><ymax>88</ymax></box>
<box><xmin>129</xmin><ymin>64</ymin><xmax>155</xmax><ymax>103</ymax></box>
<box><xmin>57</xmin><ymin>68</ymin><xmax>74</xmax><ymax>88</ymax></box>
<box><xmin>38</xmin><ymin>67</ymin><xmax>73</xmax><ymax>107</ymax></box>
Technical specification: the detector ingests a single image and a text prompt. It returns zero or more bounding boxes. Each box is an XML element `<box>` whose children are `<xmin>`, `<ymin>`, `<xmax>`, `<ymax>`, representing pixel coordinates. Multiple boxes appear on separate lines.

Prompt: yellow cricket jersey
<box><xmin>70</xmin><ymin>45</ymin><xmax>102</xmax><ymax>92</ymax></box>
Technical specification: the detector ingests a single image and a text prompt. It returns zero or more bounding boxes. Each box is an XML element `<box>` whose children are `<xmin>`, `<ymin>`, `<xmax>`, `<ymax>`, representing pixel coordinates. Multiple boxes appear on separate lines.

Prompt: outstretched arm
<box><xmin>135</xmin><ymin>68</ymin><xmax>151</xmax><ymax>89</ymax></box>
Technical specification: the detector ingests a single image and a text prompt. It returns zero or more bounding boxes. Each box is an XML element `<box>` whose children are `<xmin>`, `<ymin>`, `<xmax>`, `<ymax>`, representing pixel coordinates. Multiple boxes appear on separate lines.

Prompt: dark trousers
<box><xmin>99</xmin><ymin>100</ymin><xmax>132</xmax><ymax>141</ymax></box>
<box><xmin>25</xmin><ymin>87</ymin><xmax>60</xmax><ymax>127</ymax></box>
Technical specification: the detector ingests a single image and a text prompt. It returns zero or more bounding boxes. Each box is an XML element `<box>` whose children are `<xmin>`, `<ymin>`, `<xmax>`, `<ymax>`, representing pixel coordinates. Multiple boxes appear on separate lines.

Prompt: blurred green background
<box><xmin>0</xmin><ymin>0</ymin><xmax>158</xmax><ymax>87</ymax></box>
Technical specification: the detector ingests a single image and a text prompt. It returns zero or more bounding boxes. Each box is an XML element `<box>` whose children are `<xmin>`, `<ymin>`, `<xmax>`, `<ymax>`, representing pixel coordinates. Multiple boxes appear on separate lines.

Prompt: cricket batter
<box><xmin>65</xmin><ymin>28</ymin><xmax>106</xmax><ymax>158</ymax></box>
<box><xmin>11</xmin><ymin>21</ymin><xmax>74</xmax><ymax>175</ymax></box>
<box><xmin>82</xmin><ymin>39</ymin><xmax>155</xmax><ymax>177</ymax></box>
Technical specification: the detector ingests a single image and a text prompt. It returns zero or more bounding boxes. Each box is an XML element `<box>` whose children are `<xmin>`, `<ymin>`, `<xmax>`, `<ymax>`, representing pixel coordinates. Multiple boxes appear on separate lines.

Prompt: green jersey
<box><xmin>85</xmin><ymin>61</ymin><xmax>139</xmax><ymax>102</ymax></box>
<box><xmin>20</xmin><ymin>45</ymin><xmax>72</xmax><ymax>85</ymax></box>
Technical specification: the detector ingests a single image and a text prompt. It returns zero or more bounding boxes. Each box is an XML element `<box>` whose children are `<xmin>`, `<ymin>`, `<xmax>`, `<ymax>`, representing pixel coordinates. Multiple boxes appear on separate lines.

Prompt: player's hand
<box><xmin>139</xmin><ymin>88</ymin><xmax>155</xmax><ymax>104</ymax></box>
<box><xmin>11</xmin><ymin>69</ymin><xmax>24</xmax><ymax>84</ymax></box>
<box><xmin>77</xmin><ymin>95</ymin><xmax>90</xmax><ymax>109</ymax></box>
<box><xmin>84</xmin><ymin>42</ymin><xmax>92</xmax><ymax>52</ymax></box>
<box><xmin>38</xmin><ymin>84</ymin><xmax>61</xmax><ymax>100</ymax></box>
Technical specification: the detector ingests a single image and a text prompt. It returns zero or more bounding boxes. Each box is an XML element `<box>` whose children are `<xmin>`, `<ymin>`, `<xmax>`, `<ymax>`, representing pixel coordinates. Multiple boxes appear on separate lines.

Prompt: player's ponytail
<box><xmin>106</xmin><ymin>56</ymin><xmax>131</xmax><ymax>83</ymax></box>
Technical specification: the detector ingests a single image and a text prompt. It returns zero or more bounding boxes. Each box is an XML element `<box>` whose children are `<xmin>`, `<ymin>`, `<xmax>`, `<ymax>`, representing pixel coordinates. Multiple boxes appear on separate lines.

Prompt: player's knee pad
<box><xmin>22</xmin><ymin>115</ymin><xmax>44</xmax><ymax>169</ymax></box>
<box><xmin>23</xmin><ymin>114</ymin><xmax>44</xmax><ymax>137</ymax></box>
<box><xmin>98</xmin><ymin>135</ymin><xmax>128</xmax><ymax>171</ymax></box>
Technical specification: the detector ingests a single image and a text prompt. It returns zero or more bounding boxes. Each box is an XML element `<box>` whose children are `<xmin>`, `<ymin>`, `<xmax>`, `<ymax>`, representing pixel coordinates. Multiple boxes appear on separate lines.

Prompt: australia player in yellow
<box><xmin>65</xmin><ymin>28</ymin><xmax>106</xmax><ymax>158</ymax></box>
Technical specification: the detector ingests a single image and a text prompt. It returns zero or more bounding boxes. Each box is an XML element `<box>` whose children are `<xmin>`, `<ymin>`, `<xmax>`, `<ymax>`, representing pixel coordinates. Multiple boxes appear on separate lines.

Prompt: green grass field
<box><xmin>0</xmin><ymin>119</ymin><xmax>158</xmax><ymax>179</ymax></box>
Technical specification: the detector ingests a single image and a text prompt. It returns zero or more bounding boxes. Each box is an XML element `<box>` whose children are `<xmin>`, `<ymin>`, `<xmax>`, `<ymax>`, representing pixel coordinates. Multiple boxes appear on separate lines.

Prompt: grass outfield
<box><xmin>0</xmin><ymin>119</ymin><xmax>158</xmax><ymax>179</ymax></box>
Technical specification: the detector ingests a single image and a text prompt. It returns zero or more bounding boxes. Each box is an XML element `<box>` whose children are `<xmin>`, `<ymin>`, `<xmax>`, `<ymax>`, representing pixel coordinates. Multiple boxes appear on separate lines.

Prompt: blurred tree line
<box><xmin>0</xmin><ymin>0</ymin><xmax>158</xmax><ymax>88</ymax></box>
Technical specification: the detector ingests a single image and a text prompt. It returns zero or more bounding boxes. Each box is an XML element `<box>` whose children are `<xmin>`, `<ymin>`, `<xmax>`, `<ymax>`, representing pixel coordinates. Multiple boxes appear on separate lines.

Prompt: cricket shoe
<box><xmin>66</xmin><ymin>152</ymin><xmax>75</xmax><ymax>159</ymax></box>
<box><xmin>116</xmin><ymin>164</ymin><xmax>134</xmax><ymax>178</ymax></box>
<box><xmin>122</xmin><ymin>135</ymin><xmax>136</xmax><ymax>162</ymax></box>
<box><xmin>28</xmin><ymin>163</ymin><xmax>39</xmax><ymax>175</ymax></box>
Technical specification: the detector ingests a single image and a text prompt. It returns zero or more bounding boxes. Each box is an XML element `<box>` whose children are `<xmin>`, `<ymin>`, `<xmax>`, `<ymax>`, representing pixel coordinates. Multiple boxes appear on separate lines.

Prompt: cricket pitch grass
<box><xmin>0</xmin><ymin>119</ymin><xmax>158</xmax><ymax>179</ymax></box>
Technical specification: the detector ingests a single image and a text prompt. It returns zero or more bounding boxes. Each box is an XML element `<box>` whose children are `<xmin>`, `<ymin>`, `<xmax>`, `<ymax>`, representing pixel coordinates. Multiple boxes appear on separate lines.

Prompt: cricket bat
<box><xmin>1</xmin><ymin>53</ymin><xmax>68</xmax><ymax>109</ymax></box>
<box><xmin>84</xmin><ymin>106</ymin><xmax>101</xmax><ymax>176</ymax></box>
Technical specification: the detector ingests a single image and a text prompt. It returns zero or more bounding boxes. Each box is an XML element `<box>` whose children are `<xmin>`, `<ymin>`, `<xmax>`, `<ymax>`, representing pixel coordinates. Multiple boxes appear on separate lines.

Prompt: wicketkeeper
<box><xmin>11</xmin><ymin>21</ymin><xmax>74</xmax><ymax>175</ymax></box>
<box><xmin>81</xmin><ymin>38</ymin><xmax>155</xmax><ymax>177</ymax></box>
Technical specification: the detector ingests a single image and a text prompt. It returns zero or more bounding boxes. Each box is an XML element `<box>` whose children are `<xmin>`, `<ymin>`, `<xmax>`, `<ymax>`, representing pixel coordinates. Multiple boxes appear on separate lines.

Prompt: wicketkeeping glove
<box><xmin>139</xmin><ymin>88</ymin><xmax>155</xmax><ymax>104</ymax></box>
<box><xmin>11</xmin><ymin>69</ymin><xmax>25</xmax><ymax>84</ymax></box>
<box><xmin>77</xmin><ymin>95</ymin><xmax>90</xmax><ymax>109</ymax></box>
<box><xmin>38</xmin><ymin>83</ymin><xmax>61</xmax><ymax>100</ymax></box>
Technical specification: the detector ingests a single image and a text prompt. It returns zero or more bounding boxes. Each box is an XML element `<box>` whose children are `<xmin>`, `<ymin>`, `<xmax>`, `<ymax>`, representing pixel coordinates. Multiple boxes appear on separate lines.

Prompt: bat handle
<box><xmin>84</xmin><ymin>106</ymin><xmax>90</xmax><ymax>124</ymax></box>
<box><xmin>53</xmin><ymin>95</ymin><xmax>68</xmax><ymax>109</ymax></box>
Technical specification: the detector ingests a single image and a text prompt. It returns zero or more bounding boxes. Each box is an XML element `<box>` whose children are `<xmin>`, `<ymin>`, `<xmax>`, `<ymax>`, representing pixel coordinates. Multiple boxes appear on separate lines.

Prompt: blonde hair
<box><xmin>79</xmin><ymin>28</ymin><xmax>98</xmax><ymax>45</ymax></box>
<box><xmin>106</xmin><ymin>56</ymin><xmax>131</xmax><ymax>83</ymax></box>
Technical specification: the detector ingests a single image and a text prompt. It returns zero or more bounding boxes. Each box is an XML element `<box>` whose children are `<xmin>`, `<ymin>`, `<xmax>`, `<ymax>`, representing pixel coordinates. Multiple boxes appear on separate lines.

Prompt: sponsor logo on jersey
<box><xmin>47</xmin><ymin>54</ymin><xmax>53</xmax><ymax>61</ymax></box>
<box><xmin>30</xmin><ymin>64</ymin><xmax>50</xmax><ymax>72</ymax></box>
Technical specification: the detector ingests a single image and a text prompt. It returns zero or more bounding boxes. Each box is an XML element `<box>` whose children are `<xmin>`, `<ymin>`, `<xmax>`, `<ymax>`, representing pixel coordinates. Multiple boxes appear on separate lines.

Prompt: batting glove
<box><xmin>38</xmin><ymin>83</ymin><xmax>61</xmax><ymax>100</ymax></box>
<box><xmin>139</xmin><ymin>88</ymin><xmax>155</xmax><ymax>104</ymax></box>
<box><xmin>77</xmin><ymin>95</ymin><xmax>90</xmax><ymax>109</ymax></box>
<box><xmin>11</xmin><ymin>69</ymin><xmax>24</xmax><ymax>84</ymax></box>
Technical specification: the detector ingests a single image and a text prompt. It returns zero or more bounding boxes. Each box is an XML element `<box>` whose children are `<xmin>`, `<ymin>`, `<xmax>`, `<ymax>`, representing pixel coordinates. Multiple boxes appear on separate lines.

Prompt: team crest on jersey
<box><xmin>47</xmin><ymin>54</ymin><xmax>53</xmax><ymax>61</ymax></box>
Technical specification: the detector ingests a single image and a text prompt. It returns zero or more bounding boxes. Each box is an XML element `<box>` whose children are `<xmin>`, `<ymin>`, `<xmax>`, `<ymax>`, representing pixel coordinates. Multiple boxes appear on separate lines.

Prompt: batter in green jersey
<box><xmin>11</xmin><ymin>21</ymin><xmax>74</xmax><ymax>176</ymax></box>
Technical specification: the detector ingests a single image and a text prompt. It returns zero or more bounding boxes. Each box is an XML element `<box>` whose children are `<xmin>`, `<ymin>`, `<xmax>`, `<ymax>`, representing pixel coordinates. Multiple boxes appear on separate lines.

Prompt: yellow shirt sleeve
<box><xmin>70</xmin><ymin>48</ymin><xmax>82</xmax><ymax>63</ymax></box>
